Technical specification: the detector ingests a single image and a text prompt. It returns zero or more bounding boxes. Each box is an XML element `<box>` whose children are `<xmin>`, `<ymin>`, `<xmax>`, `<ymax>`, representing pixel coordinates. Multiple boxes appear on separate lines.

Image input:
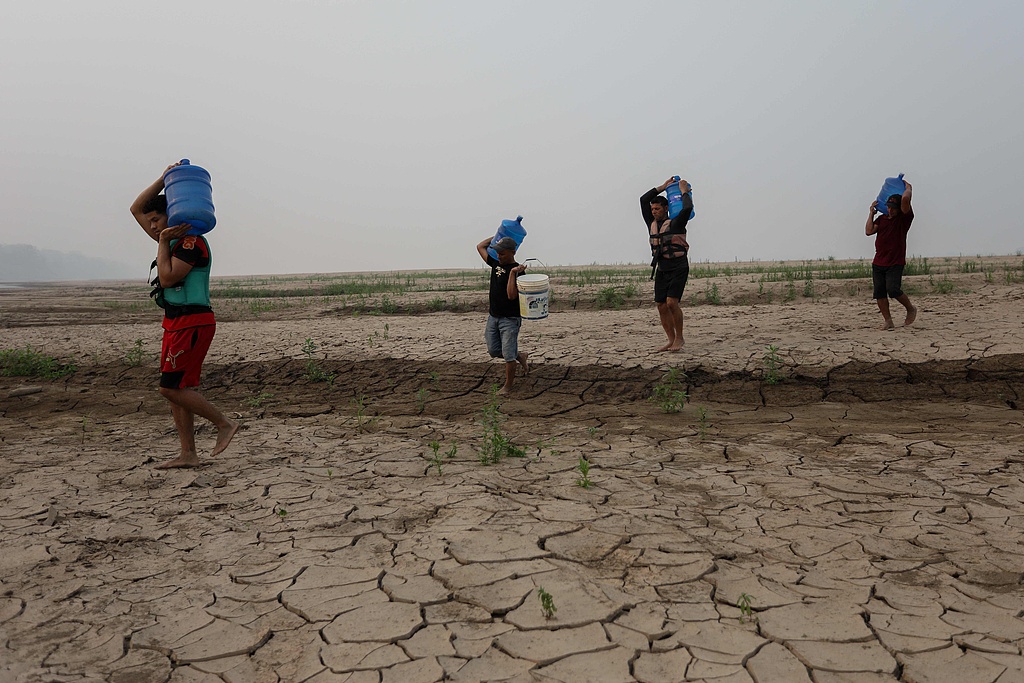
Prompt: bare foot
<box><xmin>497</xmin><ymin>386</ymin><xmax>511</xmax><ymax>396</ymax></box>
<box><xmin>518</xmin><ymin>351</ymin><xmax>530</xmax><ymax>376</ymax></box>
<box><xmin>211</xmin><ymin>420</ymin><xmax>239</xmax><ymax>457</ymax></box>
<box><xmin>155</xmin><ymin>452</ymin><xmax>200</xmax><ymax>469</ymax></box>
<box><xmin>881</xmin><ymin>320</ymin><xmax>895</xmax><ymax>331</ymax></box>
<box><xmin>655</xmin><ymin>342</ymin><xmax>672</xmax><ymax>353</ymax></box>
<box><xmin>904</xmin><ymin>307</ymin><xmax>918</xmax><ymax>326</ymax></box>
<box><xmin>667</xmin><ymin>341</ymin><xmax>684</xmax><ymax>353</ymax></box>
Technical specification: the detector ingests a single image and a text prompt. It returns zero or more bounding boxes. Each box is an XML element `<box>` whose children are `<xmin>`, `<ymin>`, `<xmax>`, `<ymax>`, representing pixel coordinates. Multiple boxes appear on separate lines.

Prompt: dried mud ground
<box><xmin>1</xmin><ymin>262</ymin><xmax>1023</xmax><ymax>683</ymax></box>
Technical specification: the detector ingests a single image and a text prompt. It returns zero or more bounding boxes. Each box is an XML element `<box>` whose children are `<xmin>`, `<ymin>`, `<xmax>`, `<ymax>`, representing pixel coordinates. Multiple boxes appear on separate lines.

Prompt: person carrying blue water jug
<box><xmin>475</xmin><ymin>235</ymin><xmax>530</xmax><ymax>395</ymax></box>
<box><xmin>639</xmin><ymin>176</ymin><xmax>693</xmax><ymax>352</ymax></box>
<box><xmin>865</xmin><ymin>177</ymin><xmax>917</xmax><ymax>330</ymax></box>
<box><xmin>130</xmin><ymin>162</ymin><xmax>238</xmax><ymax>469</ymax></box>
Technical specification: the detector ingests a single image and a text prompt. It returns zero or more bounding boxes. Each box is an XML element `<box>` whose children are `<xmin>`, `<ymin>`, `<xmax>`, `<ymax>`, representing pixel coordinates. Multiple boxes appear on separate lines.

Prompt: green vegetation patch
<box><xmin>1</xmin><ymin>347</ymin><xmax>76</xmax><ymax>379</ymax></box>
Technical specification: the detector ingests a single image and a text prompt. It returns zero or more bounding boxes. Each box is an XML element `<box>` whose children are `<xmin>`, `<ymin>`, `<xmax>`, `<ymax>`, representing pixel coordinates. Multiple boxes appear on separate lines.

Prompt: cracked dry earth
<box><xmin>2</xmin><ymin>284</ymin><xmax>1024</xmax><ymax>682</ymax></box>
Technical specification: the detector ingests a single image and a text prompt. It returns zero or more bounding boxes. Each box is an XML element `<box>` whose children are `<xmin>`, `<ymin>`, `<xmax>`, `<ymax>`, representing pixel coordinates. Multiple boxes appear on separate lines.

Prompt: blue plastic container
<box><xmin>164</xmin><ymin>159</ymin><xmax>216</xmax><ymax>236</ymax></box>
<box><xmin>487</xmin><ymin>215</ymin><xmax>527</xmax><ymax>260</ymax></box>
<box><xmin>876</xmin><ymin>173</ymin><xmax>906</xmax><ymax>211</ymax></box>
<box><xmin>666</xmin><ymin>176</ymin><xmax>696</xmax><ymax>221</ymax></box>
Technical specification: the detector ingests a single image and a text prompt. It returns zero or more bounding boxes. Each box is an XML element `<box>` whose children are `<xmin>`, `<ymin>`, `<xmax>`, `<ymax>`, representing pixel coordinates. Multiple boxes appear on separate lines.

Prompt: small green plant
<box><xmin>802</xmin><ymin>277</ymin><xmax>814</xmax><ymax>298</ymax></box>
<box><xmin>124</xmin><ymin>338</ymin><xmax>147</xmax><ymax>367</ymax></box>
<box><xmin>301</xmin><ymin>338</ymin><xmax>335</xmax><ymax>384</ymax></box>
<box><xmin>0</xmin><ymin>347</ymin><xmax>76</xmax><ymax>379</ymax></box>
<box><xmin>446</xmin><ymin>443</ymin><xmax>458</xmax><ymax>459</ymax></box>
<box><xmin>429</xmin><ymin>371</ymin><xmax>440</xmax><ymax>387</ymax></box>
<box><xmin>703</xmin><ymin>281</ymin><xmax>721</xmax><ymax>305</ymax></box>
<box><xmin>429</xmin><ymin>440</ymin><xmax>444</xmax><ymax>475</ymax></box>
<box><xmin>650</xmin><ymin>367</ymin><xmax>688</xmax><ymax>413</ymax></box>
<box><xmin>696</xmin><ymin>406</ymin><xmax>709</xmax><ymax>439</ymax></box>
<box><xmin>596</xmin><ymin>286</ymin><xmax>625</xmax><ymax>309</ymax></box>
<box><xmin>783</xmin><ymin>281</ymin><xmax>796</xmax><ymax>302</ymax></box>
<box><xmin>382</xmin><ymin>322</ymin><xmax>390</xmax><ymax>340</ymax></box>
<box><xmin>576</xmin><ymin>457</ymin><xmax>592</xmax><ymax>488</ymax></box>
<box><xmin>762</xmin><ymin>345</ymin><xmax>782</xmax><ymax>385</ymax></box>
<box><xmin>277</xmin><ymin>507</ymin><xmax>288</xmax><ymax>518</ymax></box>
<box><xmin>478</xmin><ymin>386</ymin><xmax>526</xmax><ymax>464</ymax></box>
<box><xmin>932</xmin><ymin>276</ymin><xmax>957</xmax><ymax>294</ymax></box>
<box><xmin>738</xmin><ymin>592</ymin><xmax>755</xmax><ymax>623</ymax></box>
<box><xmin>586</xmin><ymin>426</ymin><xmax>598</xmax><ymax>437</ymax></box>
<box><xmin>416</xmin><ymin>387</ymin><xmax>430</xmax><ymax>413</ymax></box>
<box><xmin>538</xmin><ymin>587</ymin><xmax>557</xmax><ymax>619</ymax></box>
<box><xmin>248</xmin><ymin>299</ymin><xmax>274</xmax><ymax>316</ymax></box>
<box><xmin>353</xmin><ymin>394</ymin><xmax>374</xmax><ymax>429</ymax></box>
<box><xmin>380</xmin><ymin>295</ymin><xmax>397</xmax><ymax>314</ymax></box>
<box><xmin>243</xmin><ymin>391</ymin><xmax>274</xmax><ymax>408</ymax></box>
<box><xmin>326</xmin><ymin>468</ymin><xmax>333</xmax><ymax>479</ymax></box>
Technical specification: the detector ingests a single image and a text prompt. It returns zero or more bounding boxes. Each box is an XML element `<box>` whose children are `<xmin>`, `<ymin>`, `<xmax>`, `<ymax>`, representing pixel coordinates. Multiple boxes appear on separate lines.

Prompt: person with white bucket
<box><xmin>476</xmin><ymin>236</ymin><xmax>530</xmax><ymax>395</ymax></box>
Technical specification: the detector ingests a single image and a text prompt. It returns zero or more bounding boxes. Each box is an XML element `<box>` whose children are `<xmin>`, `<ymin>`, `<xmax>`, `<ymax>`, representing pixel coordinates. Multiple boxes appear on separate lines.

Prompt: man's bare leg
<box><xmin>159</xmin><ymin>387</ymin><xmax>238</xmax><ymax>457</ymax></box>
<box><xmin>896</xmin><ymin>294</ymin><xmax>917</xmax><ymax>326</ymax></box>
<box><xmin>666</xmin><ymin>297</ymin><xmax>684</xmax><ymax>352</ymax></box>
<box><xmin>876</xmin><ymin>298</ymin><xmax>895</xmax><ymax>330</ymax></box>
<box><xmin>156</xmin><ymin>403</ymin><xmax>201</xmax><ymax>469</ymax></box>
<box><xmin>659</xmin><ymin>303</ymin><xmax>675</xmax><ymax>352</ymax></box>
<box><xmin>497</xmin><ymin>361</ymin><xmax>516</xmax><ymax>395</ymax></box>
<box><xmin>517</xmin><ymin>351</ymin><xmax>529</xmax><ymax>376</ymax></box>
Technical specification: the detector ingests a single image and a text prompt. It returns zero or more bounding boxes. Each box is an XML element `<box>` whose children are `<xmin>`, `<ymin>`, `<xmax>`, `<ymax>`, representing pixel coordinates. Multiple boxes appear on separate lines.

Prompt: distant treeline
<box><xmin>0</xmin><ymin>244</ymin><xmax>137</xmax><ymax>282</ymax></box>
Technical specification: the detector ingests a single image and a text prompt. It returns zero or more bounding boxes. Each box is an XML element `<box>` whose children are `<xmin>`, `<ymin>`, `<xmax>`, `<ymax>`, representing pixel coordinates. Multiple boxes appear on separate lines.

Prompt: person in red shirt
<box><xmin>866</xmin><ymin>180</ymin><xmax>917</xmax><ymax>330</ymax></box>
<box><xmin>130</xmin><ymin>163</ymin><xmax>238</xmax><ymax>468</ymax></box>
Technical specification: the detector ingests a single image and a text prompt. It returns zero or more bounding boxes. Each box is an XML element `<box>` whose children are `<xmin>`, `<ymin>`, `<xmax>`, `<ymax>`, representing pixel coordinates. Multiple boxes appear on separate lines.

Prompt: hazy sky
<box><xmin>2</xmin><ymin>1</ymin><xmax>1022</xmax><ymax>277</ymax></box>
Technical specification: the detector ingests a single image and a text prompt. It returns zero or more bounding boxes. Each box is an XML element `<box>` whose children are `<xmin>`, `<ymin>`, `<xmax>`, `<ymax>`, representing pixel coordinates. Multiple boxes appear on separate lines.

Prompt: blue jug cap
<box><xmin>179</xmin><ymin>159</ymin><xmax>191</xmax><ymax>165</ymax></box>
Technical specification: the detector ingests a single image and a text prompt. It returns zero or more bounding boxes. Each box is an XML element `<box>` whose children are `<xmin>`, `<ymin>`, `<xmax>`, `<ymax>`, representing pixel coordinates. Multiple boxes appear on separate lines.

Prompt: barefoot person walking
<box><xmin>476</xmin><ymin>236</ymin><xmax>529</xmax><ymax>395</ymax></box>
<box><xmin>640</xmin><ymin>178</ymin><xmax>693</xmax><ymax>352</ymax></box>
<box><xmin>866</xmin><ymin>180</ymin><xmax>917</xmax><ymax>330</ymax></box>
<box><xmin>130</xmin><ymin>163</ymin><xmax>238</xmax><ymax>468</ymax></box>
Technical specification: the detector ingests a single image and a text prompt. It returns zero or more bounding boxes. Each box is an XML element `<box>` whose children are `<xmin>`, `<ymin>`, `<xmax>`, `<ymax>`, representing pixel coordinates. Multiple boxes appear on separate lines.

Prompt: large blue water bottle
<box><xmin>876</xmin><ymin>173</ymin><xmax>906</xmax><ymax>211</ymax></box>
<box><xmin>487</xmin><ymin>216</ymin><xmax>527</xmax><ymax>260</ymax></box>
<box><xmin>164</xmin><ymin>159</ymin><xmax>216</xmax><ymax>236</ymax></box>
<box><xmin>666</xmin><ymin>176</ymin><xmax>696</xmax><ymax>220</ymax></box>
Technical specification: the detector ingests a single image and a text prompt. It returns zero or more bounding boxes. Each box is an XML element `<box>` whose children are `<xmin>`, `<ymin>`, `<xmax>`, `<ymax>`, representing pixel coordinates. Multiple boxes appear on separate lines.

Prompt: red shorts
<box><xmin>160</xmin><ymin>324</ymin><xmax>215</xmax><ymax>389</ymax></box>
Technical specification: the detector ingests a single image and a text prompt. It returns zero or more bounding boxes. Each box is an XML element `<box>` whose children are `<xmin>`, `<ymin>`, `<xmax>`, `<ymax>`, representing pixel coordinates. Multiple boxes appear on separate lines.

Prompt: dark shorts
<box><xmin>872</xmin><ymin>264</ymin><xmax>905</xmax><ymax>300</ymax></box>
<box><xmin>160</xmin><ymin>324</ymin><xmax>215</xmax><ymax>389</ymax></box>
<box><xmin>654</xmin><ymin>258</ymin><xmax>690</xmax><ymax>303</ymax></box>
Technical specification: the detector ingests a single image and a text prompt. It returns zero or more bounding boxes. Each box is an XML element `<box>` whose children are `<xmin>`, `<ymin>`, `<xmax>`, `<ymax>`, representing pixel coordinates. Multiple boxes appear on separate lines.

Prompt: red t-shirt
<box><xmin>872</xmin><ymin>210</ymin><xmax>914</xmax><ymax>267</ymax></box>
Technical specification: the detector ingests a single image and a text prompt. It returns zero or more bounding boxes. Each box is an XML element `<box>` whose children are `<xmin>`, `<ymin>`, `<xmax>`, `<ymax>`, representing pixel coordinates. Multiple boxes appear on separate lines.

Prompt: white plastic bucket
<box><xmin>517</xmin><ymin>274</ymin><xmax>549</xmax><ymax>320</ymax></box>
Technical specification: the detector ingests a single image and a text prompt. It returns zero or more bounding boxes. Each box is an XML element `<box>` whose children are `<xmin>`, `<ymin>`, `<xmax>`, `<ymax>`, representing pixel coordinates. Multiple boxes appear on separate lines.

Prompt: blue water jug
<box><xmin>487</xmin><ymin>215</ymin><xmax>527</xmax><ymax>260</ymax></box>
<box><xmin>666</xmin><ymin>176</ymin><xmax>696</xmax><ymax>221</ymax></box>
<box><xmin>876</xmin><ymin>173</ymin><xmax>906</xmax><ymax>212</ymax></box>
<box><xmin>164</xmin><ymin>159</ymin><xmax>216</xmax><ymax>236</ymax></box>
